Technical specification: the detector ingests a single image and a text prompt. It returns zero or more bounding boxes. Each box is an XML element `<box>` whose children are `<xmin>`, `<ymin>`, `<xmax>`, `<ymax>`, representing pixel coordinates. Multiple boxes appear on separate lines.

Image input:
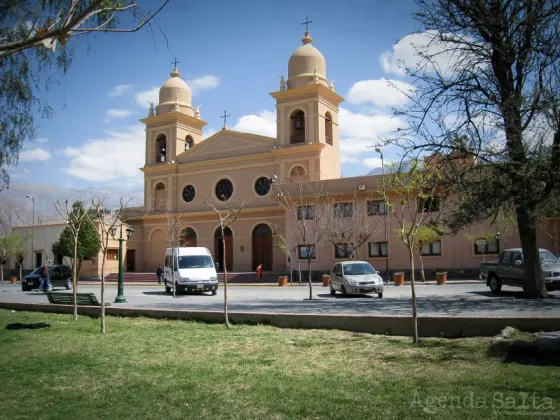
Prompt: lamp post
<box><xmin>495</xmin><ymin>231</ymin><xmax>501</xmax><ymax>255</ymax></box>
<box><xmin>375</xmin><ymin>148</ymin><xmax>389</xmax><ymax>283</ymax></box>
<box><xmin>111</xmin><ymin>224</ymin><xmax>134</xmax><ymax>303</ymax></box>
<box><xmin>25</xmin><ymin>194</ymin><xmax>35</xmax><ymax>269</ymax></box>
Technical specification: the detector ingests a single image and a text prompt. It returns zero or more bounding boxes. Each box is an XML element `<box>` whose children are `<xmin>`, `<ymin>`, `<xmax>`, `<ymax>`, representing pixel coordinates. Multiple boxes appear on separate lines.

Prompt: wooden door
<box><xmin>252</xmin><ymin>224</ymin><xmax>273</xmax><ymax>271</ymax></box>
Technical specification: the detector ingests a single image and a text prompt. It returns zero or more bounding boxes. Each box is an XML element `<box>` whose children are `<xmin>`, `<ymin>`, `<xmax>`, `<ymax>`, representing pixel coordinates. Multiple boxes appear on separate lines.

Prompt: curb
<box><xmin>1</xmin><ymin>301</ymin><xmax>558</xmax><ymax>338</ymax></box>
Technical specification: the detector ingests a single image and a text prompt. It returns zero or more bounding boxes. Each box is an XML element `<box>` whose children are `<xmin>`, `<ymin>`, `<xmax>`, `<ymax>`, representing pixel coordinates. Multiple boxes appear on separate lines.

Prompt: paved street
<box><xmin>1</xmin><ymin>282</ymin><xmax>559</xmax><ymax>318</ymax></box>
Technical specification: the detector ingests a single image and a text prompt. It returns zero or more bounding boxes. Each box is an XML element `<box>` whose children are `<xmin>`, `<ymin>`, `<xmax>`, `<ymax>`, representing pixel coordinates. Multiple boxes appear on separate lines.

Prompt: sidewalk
<box><xmin>78</xmin><ymin>279</ymin><xmax>485</xmax><ymax>287</ymax></box>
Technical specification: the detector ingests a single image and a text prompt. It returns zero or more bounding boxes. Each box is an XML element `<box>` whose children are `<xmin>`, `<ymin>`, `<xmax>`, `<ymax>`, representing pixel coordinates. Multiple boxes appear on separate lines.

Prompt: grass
<box><xmin>0</xmin><ymin>309</ymin><xmax>559</xmax><ymax>420</ymax></box>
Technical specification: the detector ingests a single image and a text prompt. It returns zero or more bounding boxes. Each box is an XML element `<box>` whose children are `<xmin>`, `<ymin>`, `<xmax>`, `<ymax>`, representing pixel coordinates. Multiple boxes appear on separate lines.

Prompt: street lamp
<box><xmin>495</xmin><ymin>231</ymin><xmax>501</xmax><ymax>255</ymax></box>
<box><xmin>375</xmin><ymin>148</ymin><xmax>390</xmax><ymax>284</ymax></box>
<box><xmin>111</xmin><ymin>224</ymin><xmax>134</xmax><ymax>303</ymax></box>
<box><xmin>25</xmin><ymin>194</ymin><xmax>35</xmax><ymax>269</ymax></box>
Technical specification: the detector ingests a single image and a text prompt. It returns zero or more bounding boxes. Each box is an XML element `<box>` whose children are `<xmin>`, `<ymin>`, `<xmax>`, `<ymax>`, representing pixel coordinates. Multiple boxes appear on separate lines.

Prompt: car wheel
<box><xmin>341</xmin><ymin>284</ymin><xmax>348</xmax><ymax>297</ymax></box>
<box><xmin>212</xmin><ymin>288</ymin><xmax>217</xmax><ymax>296</ymax></box>
<box><xmin>47</xmin><ymin>283</ymin><xmax>54</xmax><ymax>292</ymax></box>
<box><xmin>378</xmin><ymin>292</ymin><xmax>383</xmax><ymax>298</ymax></box>
<box><xmin>165</xmin><ymin>281</ymin><xmax>171</xmax><ymax>293</ymax></box>
<box><xmin>489</xmin><ymin>276</ymin><xmax>502</xmax><ymax>293</ymax></box>
<box><xmin>329</xmin><ymin>283</ymin><xmax>336</xmax><ymax>296</ymax></box>
<box><xmin>21</xmin><ymin>286</ymin><xmax>28</xmax><ymax>291</ymax></box>
<box><xmin>65</xmin><ymin>279</ymin><xmax>72</xmax><ymax>290</ymax></box>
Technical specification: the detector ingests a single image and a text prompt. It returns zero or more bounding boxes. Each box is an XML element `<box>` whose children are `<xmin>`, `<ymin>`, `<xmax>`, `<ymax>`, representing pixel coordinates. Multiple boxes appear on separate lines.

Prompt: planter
<box><xmin>322</xmin><ymin>274</ymin><xmax>330</xmax><ymax>287</ymax></box>
<box><xmin>10</xmin><ymin>276</ymin><xmax>17</xmax><ymax>284</ymax></box>
<box><xmin>393</xmin><ymin>272</ymin><xmax>405</xmax><ymax>286</ymax></box>
<box><xmin>278</xmin><ymin>275</ymin><xmax>288</xmax><ymax>287</ymax></box>
<box><xmin>436</xmin><ymin>272</ymin><xmax>447</xmax><ymax>285</ymax></box>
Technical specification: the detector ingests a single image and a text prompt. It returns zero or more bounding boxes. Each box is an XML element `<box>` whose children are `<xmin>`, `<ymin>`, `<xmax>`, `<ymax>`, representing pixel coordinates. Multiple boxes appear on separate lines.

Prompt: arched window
<box><xmin>290</xmin><ymin>166</ymin><xmax>306</xmax><ymax>182</ymax></box>
<box><xmin>155</xmin><ymin>134</ymin><xmax>166</xmax><ymax>163</ymax></box>
<box><xmin>325</xmin><ymin>112</ymin><xmax>333</xmax><ymax>145</ymax></box>
<box><xmin>185</xmin><ymin>135</ymin><xmax>194</xmax><ymax>150</ymax></box>
<box><xmin>180</xmin><ymin>227</ymin><xmax>197</xmax><ymax>247</ymax></box>
<box><xmin>154</xmin><ymin>182</ymin><xmax>167</xmax><ymax>211</ymax></box>
<box><xmin>290</xmin><ymin>110</ymin><xmax>305</xmax><ymax>144</ymax></box>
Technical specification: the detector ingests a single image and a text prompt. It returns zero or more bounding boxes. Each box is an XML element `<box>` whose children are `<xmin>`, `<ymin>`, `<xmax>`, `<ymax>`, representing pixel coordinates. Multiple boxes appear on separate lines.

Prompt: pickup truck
<box><xmin>480</xmin><ymin>248</ymin><xmax>560</xmax><ymax>293</ymax></box>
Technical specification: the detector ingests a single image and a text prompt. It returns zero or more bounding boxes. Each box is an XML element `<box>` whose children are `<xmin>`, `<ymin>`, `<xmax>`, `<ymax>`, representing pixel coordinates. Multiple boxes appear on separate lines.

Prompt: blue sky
<box><xmin>9</xmin><ymin>0</ymin><xmax>423</xmax><ymax>190</ymax></box>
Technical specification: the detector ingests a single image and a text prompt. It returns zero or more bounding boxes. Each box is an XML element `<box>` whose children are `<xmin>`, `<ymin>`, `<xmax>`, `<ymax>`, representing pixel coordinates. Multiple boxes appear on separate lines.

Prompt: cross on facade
<box><xmin>171</xmin><ymin>57</ymin><xmax>181</xmax><ymax>68</ymax></box>
<box><xmin>301</xmin><ymin>17</ymin><xmax>313</xmax><ymax>31</ymax></box>
<box><xmin>220</xmin><ymin>110</ymin><xmax>230</xmax><ymax>127</ymax></box>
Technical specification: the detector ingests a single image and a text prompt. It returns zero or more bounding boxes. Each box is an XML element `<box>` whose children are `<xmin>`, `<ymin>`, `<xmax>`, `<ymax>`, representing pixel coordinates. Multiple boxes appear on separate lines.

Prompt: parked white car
<box><xmin>330</xmin><ymin>261</ymin><xmax>384</xmax><ymax>298</ymax></box>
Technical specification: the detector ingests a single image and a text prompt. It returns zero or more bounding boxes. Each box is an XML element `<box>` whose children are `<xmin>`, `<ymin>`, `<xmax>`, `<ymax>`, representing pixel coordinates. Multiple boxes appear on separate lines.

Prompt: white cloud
<box><xmin>380</xmin><ymin>30</ymin><xmax>465</xmax><ymax>77</ymax></box>
<box><xmin>36</xmin><ymin>137</ymin><xmax>48</xmax><ymax>144</ymax></box>
<box><xmin>232</xmin><ymin>110</ymin><xmax>276</xmax><ymax>138</ymax></box>
<box><xmin>188</xmin><ymin>75</ymin><xmax>220</xmax><ymax>93</ymax></box>
<box><xmin>9</xmin><ymin>168</ymin><xmax>30</xmax><ymax>179</ymax></box>
<box><xmin>19</xmin><ymin>147</ymin><xmax>52</xmax><ymax>162</ymax></box>
<box><xmin>62</xmin><ymin>125</ymin><xmax>145</xmax><ymax>184</ymax></box>
<box><xmin>135</xmin><ymin>86</ymin><xmax>159</xmax><ymax>108</ymax></box>
<box><xmin>108</xmin><ymin>84</ymin><xmax>134</xmax><ymax>98</ymax></box>
<box><xmin>347</xmin><ymin>78</ymin><xmax>415</xmax><ymax>108</ymax></box>
<box><xmin>105</xmin><ymin>109</ymin><xmax>133</xmax><ymax>122</ymax></box>
<box><xmin>338</xmin><ymin>108</ymin><xmax>405</xmax><ymax>166</ymax></box>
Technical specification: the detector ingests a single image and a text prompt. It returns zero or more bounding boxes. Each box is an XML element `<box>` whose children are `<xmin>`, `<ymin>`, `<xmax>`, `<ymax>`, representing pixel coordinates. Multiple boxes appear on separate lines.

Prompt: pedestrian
<box><xmin>38</xmin><ymin>264</ymin><xmax>50</xmax><ymax>292</ymax></box>
<box><xmin>156</xmin><ymin>264</ymin><xmax>164</xmax><ymax>284</ymax></box>
<box><xmin>256</xmin><ymin>263</ymin><xmax>263</xmax><ymax>282</ymax></box>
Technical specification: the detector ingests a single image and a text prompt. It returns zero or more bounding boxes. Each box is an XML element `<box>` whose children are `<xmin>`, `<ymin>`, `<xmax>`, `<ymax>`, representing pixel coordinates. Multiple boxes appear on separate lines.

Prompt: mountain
<box><xmin>367</xmin><ymin>159</ymin><xmax>424</xmax><ymax>176</ymax></box>
<box><xmin>0</xmin><ymin>182</ymin><xmax>143</xmax><ymax>226</ymax></box>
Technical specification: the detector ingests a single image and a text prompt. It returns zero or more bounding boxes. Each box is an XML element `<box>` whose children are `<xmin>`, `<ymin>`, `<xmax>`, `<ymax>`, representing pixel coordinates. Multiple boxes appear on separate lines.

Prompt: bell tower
<box><xmin>270</xmin><ymin>24</ymin><xmax>344</xmax><ymax>180</ymax></box>
<box><xmin>140</xmin><ymin>66</ymin><xmax>207</xmax><ymax>166</ymax></box>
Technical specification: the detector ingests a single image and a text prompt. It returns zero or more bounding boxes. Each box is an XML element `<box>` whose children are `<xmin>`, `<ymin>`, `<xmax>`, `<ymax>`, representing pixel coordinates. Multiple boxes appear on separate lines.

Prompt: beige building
<box><xmin>122</xmin><ymin>28</ymin><xmax>559</xmax><ymax>278</ymax></box>
<box><xmin>7</xmin><ymin>218</ymin><xmax>131</xmax><ymax>278</ymax></box>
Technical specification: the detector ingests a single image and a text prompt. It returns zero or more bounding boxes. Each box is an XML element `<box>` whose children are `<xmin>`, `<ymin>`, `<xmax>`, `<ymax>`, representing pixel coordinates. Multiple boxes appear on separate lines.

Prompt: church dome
<box><xmin>287</xmin><ymin>32</ymin><xmax>327</xmax><ymax>89</ymax></box>
<box><xmin>156</xmin><ymin>68</ymin><xmax>194</xmax><ymax>116</ymax></box>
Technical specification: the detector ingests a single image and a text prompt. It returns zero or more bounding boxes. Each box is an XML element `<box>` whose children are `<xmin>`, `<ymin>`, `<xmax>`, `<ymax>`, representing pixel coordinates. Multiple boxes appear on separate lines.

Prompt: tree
<box><xmin>391</xmin><ymin>0</ymin><xmax>560</xmax><ymax>298</ymax></box>
<box><xmin>465</xmin><ymin>207</ymin><xmax>517</xmax><ymax>261</ymax></box>
<box><xmin>414</xmin><ymin>225</ymin><xmax>444</xmax><ymax>282</ymax></box>
<box><xmin>0</xmin><ymin>0</ymin><xmax>169</xmax><ymax>189</ymax></box>
<box><xmin>0</xmin><ymin>234</ymin><xmax>28</xmax><ymax>283</ymax></box>
<box><xmin>276</xmin><ymin>180</ymin><xmax>331</xmax><ymax>300</ymax></box>
<box><xmin>326</xmin><ymin>190</ymin><xmax>382</xmax><ymax>261</ymax></box>
<box><xmin>162</xmin><ymin>212</ymin><xmax>187</xmax><ymax>299</ymax></box>
<box><xmin>52</xmin><ymin>210</ymin><xmax>100</xmax><ymax>277</ymax></box>
<box><xmin>203</xmin><ymin>195</ymin><xmax>253</xmax><ymax>328</ymax></box>
<box><xmin>91</xmin><ymin>198</ymin><xmax>132</xmax><ymax>333</ymax></box>
<box><xmin>383</xmin><ymin>160</ymin><xmax>447</xmax><ymax>343</ymax></box>
<box><xmin>277</xmin><ymin>230</ymin><xmax>298</xmax><ymax>287</ymax></box>
<box><xmin>54</xmin><ymin>199</ymin><xmax>95</xmax><ymax>320</ymax></box>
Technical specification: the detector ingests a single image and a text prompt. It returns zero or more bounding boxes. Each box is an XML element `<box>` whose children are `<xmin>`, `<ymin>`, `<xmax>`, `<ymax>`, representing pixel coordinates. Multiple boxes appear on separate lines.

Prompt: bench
<box><xmin>46</xmin><ymin>292</ymin><xmax>111</xmax><ymax>306</ymax></box>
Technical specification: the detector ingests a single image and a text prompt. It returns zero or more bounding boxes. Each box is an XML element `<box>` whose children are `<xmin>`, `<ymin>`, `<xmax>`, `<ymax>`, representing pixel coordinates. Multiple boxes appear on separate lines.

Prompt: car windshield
<box><xmin>540</xmin><ymin>250</ymin><xmax>559</xmax><ymax>264</ymax></box>
<box><xmin>343</xmin><ymin>263</ymin><xmax>375</xmax><ymax>275</ymax></box>
<box><xmin>177</xmin><ymin>255</ymin><xmax>214</xmax><ymax>269</ymax></box>
<box><xmin>31</xmin><ymin>267</ymin><xmax>43</xmax><ymax>275</ymax></box>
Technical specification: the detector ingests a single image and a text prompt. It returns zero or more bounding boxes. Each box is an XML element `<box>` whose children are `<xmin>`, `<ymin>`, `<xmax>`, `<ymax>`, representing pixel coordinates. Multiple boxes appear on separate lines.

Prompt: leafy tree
<box><xmin>383</xmin><ymin>160</ymin><xmax>447</xmax><ymax>343</ymax></box>
<box><xmin>52</xmin><ymin>207</ymin><xmax>100</xmax><ymax>276</ymax></box>
<box><xmin>413</xmin><ymin>225</ymin><xmax>444</xmax><ymax>282</ymax></box>
<box><xmin>53</xmin><ymin>199</ymin><xmax>98</xmax><ymax>320</ymax></box>
<box><xmin>0</xmin><ymin>0</ymin><xmax>169</xmax><ymax>189</ymax></box>
<box><xmin>391</xmin><ymin>0</ymin><xmax>560</xmax><ymax>298</ymax></box>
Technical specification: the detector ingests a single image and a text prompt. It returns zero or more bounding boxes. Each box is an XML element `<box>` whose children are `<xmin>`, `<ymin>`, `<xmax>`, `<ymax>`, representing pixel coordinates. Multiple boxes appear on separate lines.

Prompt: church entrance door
<box><xmin>252</xmin><ymin>224</ymin><xmax>273</xmax><ymax>271</ymax></box>
<box><xmin>214</xmin><ymin>227</ymin><xmax>233</xmax><ymax>272</ymax></box>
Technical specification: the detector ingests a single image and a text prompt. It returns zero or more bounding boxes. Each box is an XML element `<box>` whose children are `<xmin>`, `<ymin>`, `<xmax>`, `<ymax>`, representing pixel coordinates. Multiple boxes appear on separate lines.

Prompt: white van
<box><xmin>164</xmin><ymin>247</ymin><xmax>219</xmax><ymax>295</ymax></box>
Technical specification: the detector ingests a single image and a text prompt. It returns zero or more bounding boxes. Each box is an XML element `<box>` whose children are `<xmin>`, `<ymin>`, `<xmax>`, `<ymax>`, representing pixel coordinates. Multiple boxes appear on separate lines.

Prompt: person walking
<box><xmin>256</xmin><ymin>263</ymin><xmax>263</xmax><ymax>282</ymax></box>
<box><xmin>38</xmin><ymin>264</ymin><xmax>50</xmax><ymax>292</ymax></box>
<box><xmin>156</xmin><ymin>264</ymin><xmax>164</xmax><ymax>285</ymax></box>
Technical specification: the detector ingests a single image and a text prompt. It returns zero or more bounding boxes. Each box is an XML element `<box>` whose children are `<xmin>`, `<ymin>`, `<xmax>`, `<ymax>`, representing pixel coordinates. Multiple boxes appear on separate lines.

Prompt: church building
<box><xmin>125</xmin><ymin>27</ymin><xmax>558</xmax><ymax>277</ymax></box>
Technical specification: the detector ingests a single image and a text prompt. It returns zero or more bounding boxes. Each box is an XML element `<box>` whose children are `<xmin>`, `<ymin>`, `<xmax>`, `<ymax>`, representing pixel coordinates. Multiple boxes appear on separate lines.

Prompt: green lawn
<box><xmin>0</xmin><ymin>309</ymin><xmax>558</xmax><ymax>420</ymax></box>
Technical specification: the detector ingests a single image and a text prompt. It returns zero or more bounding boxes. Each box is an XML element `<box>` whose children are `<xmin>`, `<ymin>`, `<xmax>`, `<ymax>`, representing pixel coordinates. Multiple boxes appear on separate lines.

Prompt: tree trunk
<box><xmin>73</xmin><ymin>238</ymin><xmax>78</xmax><ymax>321</ymax></box>
<box><xmin>307</xmin><ymin>256</ymin><xmax>312</xmax><ymax>300</ymax></box>
<box><xmin>298</xmin><ymin>260</ymin><xmax>301</xmax><ymax>284</ymax></box>
<box><xmin>0</xmin><ymin>264</ymin><xmax>3</xmax><ymax>283</ymax></box>
<box><xmin>408</xmin><ymin>245</ymin><xmax>419</xmax><ymax>343</ymax></box>
<box><xmin>222</xmin><ymin>228</ymin><xmax>230</xmax><ymax>328</ymax></box>
<box><xmin>516</xmin><ymin>206</ymin><xmax>548</xmax><ymax>298</ymax></box>
<box><xmin>418</xmin><ymin>253</ymin><xmax>426</xmax><ymax>282</ymax></box>
<box><xmin>172</xmin><ymin>246</ymin><xmax>176</xmax><ymax>298</ymax></box>
<box><xmin>100</xmin><ymin>253</ymin><xmax>106</xmax><ymax>334</ymax></box>
<box><xmin>289</xmin><ymin>257</ymin><xmax>293</xmax><ymax>287</ymax></box>
<box><xmin>19</xmin><ymin>264</ymin><xmax>22</xmax><ymax>283</ymax></box>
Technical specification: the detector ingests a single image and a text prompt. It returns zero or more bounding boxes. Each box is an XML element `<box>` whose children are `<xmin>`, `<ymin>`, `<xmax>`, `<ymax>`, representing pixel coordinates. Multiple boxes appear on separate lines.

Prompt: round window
<box><xmin>182</xmin><ymin>185</ymin><xmax>196</xmax><ymax>203</ymax></box>
<box><xmin>215</xmin><ymin>179</ymin><xmax>233</xmax><ymax>201</ymax></box>
<box><xmin>254</xmin><ymin>177</ymin><xmax>271</xmax><ymax>196</ymax></box>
